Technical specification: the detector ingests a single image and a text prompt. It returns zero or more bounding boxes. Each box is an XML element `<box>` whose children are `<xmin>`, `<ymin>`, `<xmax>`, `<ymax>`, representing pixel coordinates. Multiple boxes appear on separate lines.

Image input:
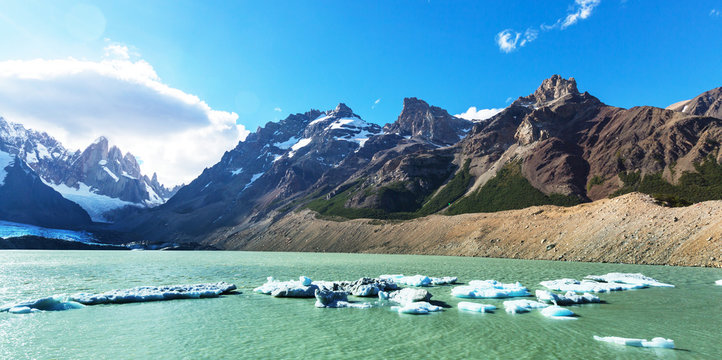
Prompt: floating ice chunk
<box><xmin>539</xmin><ymin>278</ymin><xmax>643</xmax><ymax>293</ymax></box>
<box><xmin>452</xmin><ymin>280</ymin><xmax>530</xmax><ymax>299</ymax></box>
<box><xmin>431</xmin><ymin>277</ymin><xmax>458</xmax><ymax>285</ymax></box>
<box><xmin>535</xmin><ymin>290</ymin><xmax>600</xmax><ymax>305</ymax></box>
<box><xmin>254</xmin><ymin>277</ymin><xmax>317</xmax><ymax>297</ymax></box>
<box><xmin>540</xmin><ymin>305</ymin><xmax>575</xmax><ymax>318</ymax></box>
<box><xmin>0</xmin><ymin>295</ymin><xmax>86</xmax><ymax>313</ymax></box>
<box><xmin>383</xmin><ymin>288</ymin><xmax>432</xmax><ymax>305</ymax></box>
<box><xmin>457</xmin><ymin>302</ymin><xmax>496</xmax><ymax>313</ymax></box>
<box><xmin>503</xmin><ymin>299</ymin><xmax>548</xmax><ymax>314</ymax></box>
<box><xmin>593</xmin><ymin>336</ymin><xmax>674</xmax><ymax>349</ymax></box>
<box><xmin>716</xmin><ymin>279</ymin><xmax>722</xmax><ymax>286</ymax></box>
<box><xmin>314</xmin><ymin>289</ymin><xmax>370</xmax><ymax>308</ymax></box>
<box><xmin>585</xmin><ymin>273</ymin><xmax>674</xmax><ymax>288</ymax></box>
<box><xmin>300</xmin><ymin>276</ymin><xmax>312</xmax><ymax>286</ymax></box>
<box><xmin>379</xmin><ymin>274</ymin><xmax>456</xmax><ymax>287</ymax></box>
<box><xmin>392</xmin><ymin>301</ymin><xmax>443</xmax><ymax>314</ymax></box>
<box><xmin>343</xmin><ymin>277</ymin><xmax>398</xmax><ymax>296</ymax></box>
<box><xmin>8</xmin><ymin>307</ymin><xmax>36</xmax><ymax>314</ymax></box>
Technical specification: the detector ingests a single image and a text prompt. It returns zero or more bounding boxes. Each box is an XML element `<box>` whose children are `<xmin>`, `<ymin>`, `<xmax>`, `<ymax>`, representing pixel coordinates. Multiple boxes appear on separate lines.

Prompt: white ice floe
<box><xmin>584</xmin><ymin>273</ymin><xmax>674</xmax><ymax>288</ymax></box>
<box><xmin>1</xmin><ymin>282</ymin><xmax>237</xmax><ymax>314</ymax></box>
<box><xmin>540</xmin><ymin>278</ymin><xmax>645</xmax><ymax>293</ymax></box>
<box><xmin>503</xmin><ymin>299</ymin><xmax>548</xmax><ymax>314</ymax></box>
<box><xmin>716</xmin><ymin>279</ymin><xmax>722</xmax><ymax>286</ymax></box>
<box><xmin>253</xmin><ymin>277</ymin><xmax>317</xmax><ymax>298</ymax></box>
<box><xmin>452</xmin><ymin>280</ymin><xmax>531</xmax><ymax>299</ymax></box>
<box><xmin>392</xmin><ymin>301</ymin><xmax>443</xmax><ymax>315</ymax></box>
<box><xmin>535</xmin><ymin>290</ymin><xmax>600</xmax><ymax>305</ymax></box>
<box><xmin>381</xmin><ymin>288</ymin><xmax>432</xmax><ymax>305</ymax></box>
<box><xmin>379</xmin><ymin>274</ymin><xmax>457</xmax><ymax>287</ymax></box>
<box><xmin>314</xmin><ymin>289</ymin><xmax>371</xmax><ymax>309</ymax></box>
<box><xmin>457</xmin><ymin>302</ymin><xmax>496</xmax><ymax>313</ymax></box>
<box><xmin>540</xmin><ymin>305</ymin><xmax>576</xmax><ymax>319</ymax></box>
<box><xmin>593</xmin><ymin>336</ymin><xmax>675</xmax><ymax>349</ymax></box>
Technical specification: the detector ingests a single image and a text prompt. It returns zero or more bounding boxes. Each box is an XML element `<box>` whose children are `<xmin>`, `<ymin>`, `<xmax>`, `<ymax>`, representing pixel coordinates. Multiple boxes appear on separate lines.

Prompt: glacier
<box><xmin>0</xmin><ymin>220</ymin><xmax>98</xmax><ymax>244</ymax></box>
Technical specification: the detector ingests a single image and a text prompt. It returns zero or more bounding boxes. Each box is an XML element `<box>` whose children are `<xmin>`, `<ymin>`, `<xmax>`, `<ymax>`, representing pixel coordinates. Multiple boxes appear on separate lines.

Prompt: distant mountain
<box><xmin>666</xmin><ymin>87</ymin><xmax>722</xmax><ymax>119</ymax></box>
<box><xmin>0</xmin><ymin>147</ymin><xmax>91</xmax><ymax>229</ymax></box>
<box><xmin>0</xmin><ymin>118</ymin><xmax>178</xmax><ymax>221</ymax></box>
<box><xmin>44</xmin><ymin>75</ymin><xmax>716</xmax><ymax>251</ymax></box>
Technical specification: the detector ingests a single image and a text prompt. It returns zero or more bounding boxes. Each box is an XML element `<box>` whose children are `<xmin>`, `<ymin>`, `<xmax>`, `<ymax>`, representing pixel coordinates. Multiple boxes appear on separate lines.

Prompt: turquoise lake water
<box><xmin>0</xmin><ymin>251</ymin><xmax>720</xmax><ymax>359</ymax></box>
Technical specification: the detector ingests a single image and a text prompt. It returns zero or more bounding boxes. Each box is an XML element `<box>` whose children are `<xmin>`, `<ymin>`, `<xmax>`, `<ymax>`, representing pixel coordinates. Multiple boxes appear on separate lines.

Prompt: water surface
<box><xmin>0</xmin><ymin>251</ymin><xmax>720</xmax><ymax>359</ymax></box>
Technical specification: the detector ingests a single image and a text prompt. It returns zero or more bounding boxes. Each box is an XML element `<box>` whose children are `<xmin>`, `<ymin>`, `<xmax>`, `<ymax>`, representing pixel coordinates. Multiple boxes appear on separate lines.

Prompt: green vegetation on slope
<box><xmin>306</xmin><ymin>160</ymin><xmax>473</xmax><ymax>220</ymax></box>
<box><xmin>611</xmin><ymin>155</ymin><xmax>722</xmax><ymax>206</ymax></box>
<box><xmin>447</xmin><ymin>161</ymin><xmax>580</xmax><ymax>215</ymax></box>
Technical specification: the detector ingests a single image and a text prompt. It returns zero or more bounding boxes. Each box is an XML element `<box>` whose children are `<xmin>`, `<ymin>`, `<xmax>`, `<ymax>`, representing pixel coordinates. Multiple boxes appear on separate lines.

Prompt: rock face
<box><xmin>0</xmin><ymin>118</ymin><xmax>177</xmax><ymax>222</ymax></box>
<box><xmin>667</xmin><ymin>87</ymin><xmax>722</xmax><ymax>119</ymax></box>
<box><xmin>383</xmin><ymin>97</ymin><xmax>472</xmax><ymax>145</ymax></box>
<box><xmin>0</xmin><ymin>148</ymin><xmax>92</xmax><ymax>229</ymax></box>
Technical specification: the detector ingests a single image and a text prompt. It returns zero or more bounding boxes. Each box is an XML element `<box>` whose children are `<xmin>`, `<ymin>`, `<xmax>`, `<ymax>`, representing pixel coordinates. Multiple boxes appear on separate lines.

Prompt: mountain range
<box><xmin>1</xmin><ymin>75</ymin><xmax>722</xmax><ymax>255</ymax></box>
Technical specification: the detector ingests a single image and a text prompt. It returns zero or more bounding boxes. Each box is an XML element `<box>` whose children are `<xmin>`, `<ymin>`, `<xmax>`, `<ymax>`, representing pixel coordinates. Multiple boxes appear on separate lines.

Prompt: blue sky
<box><xmin>0</xmin><ymin>0</ymin><xmax>720</xmax><ymax>184</ymax></box>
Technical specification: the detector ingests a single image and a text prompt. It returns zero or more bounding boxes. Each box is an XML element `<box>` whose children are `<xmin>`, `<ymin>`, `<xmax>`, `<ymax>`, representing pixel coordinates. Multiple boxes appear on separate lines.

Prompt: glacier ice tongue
<box><xmin>457</xmin><ymin>302</ymin><xmax>496</xmax><ymax>313</ymax></box>
<box><xmin>594</xmin><ymin>336</ymin><xmax>675</xmax><ymax>349</ymax></box>
<box><xmin>451</xmin><ymin>280</ymin><xmax>530</xmax><ymax>299</ymax></box>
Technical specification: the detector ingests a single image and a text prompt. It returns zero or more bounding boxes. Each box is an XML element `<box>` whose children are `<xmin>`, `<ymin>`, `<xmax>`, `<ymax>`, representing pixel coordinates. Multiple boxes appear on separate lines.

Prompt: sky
<box><xmin>0</xmin><ymin>0</ymin><xmax>720</xmax><ymax>185</ymax></box>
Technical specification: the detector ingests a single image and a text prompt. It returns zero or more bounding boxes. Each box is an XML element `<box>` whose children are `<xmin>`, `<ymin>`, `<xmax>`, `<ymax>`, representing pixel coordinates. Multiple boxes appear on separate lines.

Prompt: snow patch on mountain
<box><xmin>243</xmin><ymin>172</ymin><xmax>263</xmax><ymax>191</ymax></box>
<box><xmin>288</xmin><ymin>138</ymin><xmax>312</xmax><ymax>158</ymax></box>
<box><xmin>46</xmin><ymin>182</ymin><xmax>139</xmax><ymax>222</ymax></box>
<box><xmin>273</xmin><ymin>137</ymin><xmax>299</xmax><ymax>150</ymax></box>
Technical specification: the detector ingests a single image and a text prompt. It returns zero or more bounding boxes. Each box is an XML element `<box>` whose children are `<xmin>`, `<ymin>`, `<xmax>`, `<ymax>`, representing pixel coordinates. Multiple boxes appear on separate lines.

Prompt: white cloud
<box><xmin>372</xmin><ymin>98</ymin><xmax>381</xmax><ymax>109</ymax></box>
<box><xmin>496</xmin><ymin>28</ymin><xmax>538</xmax><ymax>53</ymax></box>
<box><xmin>0</xmin><ymin>49</ymin><xmax>249</xmax><ymax>186</ymax></box>
<box><xmin>273</xmin><ymin>107</ymin><xmax>282</xmax><ymax>112</ymax></box>
<box><xmin>455</xmin><ymin>107</ymin><xmax>504</xmax><ymax>121</ymax></box>
<box><xmin>711</xmin><ymin>9</ymin><xmax>720</xmax><ymax>17</ymax></box>
<box><xmin>497</xmin><ymin>0</ymin><xmax>601</xmax><ymax>53</ymax></box>
<box><xmin>104</xmin><ymin>44</ymin><xmax>130</xmax><ymax>60</ymax></box>
<box><xmin>561</xmin><ymin>0</ymin><xmax>601</xmax><ymax>29</ymax></box>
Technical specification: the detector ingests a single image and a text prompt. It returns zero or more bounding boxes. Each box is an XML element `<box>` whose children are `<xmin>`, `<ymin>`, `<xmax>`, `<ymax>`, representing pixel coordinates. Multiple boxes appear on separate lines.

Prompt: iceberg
<box><xmin>378</xmin><ymin>274</ymin><xmax>457</xmax><ymax>287</ymax></box>
<box><xmin>1</xmin><ymin>282</ymin><xmax>236</xmax><ymax>314</ymax></box>
<box><xmin>457</xmin><ymin>302</ymin><xmax>496</xmax><ymax>313</ymax></box>
<box><xmin>254</xmin><ymin>277</ymin><xmax>318</xmax><ymax>298</ymax></box>
<box><xmin>503</xmin><ymin>299</ymin><xmax>548</xmax><ymax>314</ymax></box>
<box><xmin>535</xmin><ymin>290</ymin><xmax>600</xmax><ymax>305</ymax></box>
<box><xmin>381</xmin><ymin>288</ymin><xmax>432</xmax><ymax>305</ymax></box>
<box><xmin>392</xmin><ymin>301</ymin><xmax>443</xmax><ymax>315</ymax></box>
<box><xmin>593</xmin><ymin>336</ymin><xmax>675</xmax><ymax>349</ymax></box>
<box><xmin>256</xmin><ymin>277</ymin><xmax>398</xmax><ymax>298</ymax></box>
<box><xmin>716</xmin><ymin>279</ymin><xmax>722</xmax><ymax>286</ymax></box>
<box><xmin>451</xmin><ymin>280</ymin><xmax>530</xmax><ymax>299</ymax></box>
<box><xmin>540</xmin><ymin>278</ymin><xmax>644</xmax><ymax>293</ymax></box>
<box><xmin>314</xmin><ymin>289</ymin><xmax>371</xmax><ymax>309</ymax></box>
<box><xmin>540</xmin><ymin>305</ymin><xmax>576</xmax><ymax>318</ymax></box>
<box><xmin>584</xmin><ymin>273</ymin><xmax>674</xmax><ymax>288</ymax></box>
<box><xmin>300</xmin><ymin>276</ymin><xmax>313</xmax><ymax>286</ymax></box>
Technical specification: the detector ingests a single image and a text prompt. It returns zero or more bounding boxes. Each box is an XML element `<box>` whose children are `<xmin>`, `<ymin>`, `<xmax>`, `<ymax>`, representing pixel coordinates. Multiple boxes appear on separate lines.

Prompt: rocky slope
<box><xmin>222</xmin><ymin>193</ymin><xmax>721</xmax><ymax>267</ymax></box>
<box><xmin>0</xmin><ymin>118</ymin><xmax>177</xmax><ymax>221</ymax></box>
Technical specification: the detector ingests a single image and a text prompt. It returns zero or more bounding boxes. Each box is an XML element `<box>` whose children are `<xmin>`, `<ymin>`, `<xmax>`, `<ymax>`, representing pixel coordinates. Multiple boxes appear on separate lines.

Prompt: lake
<box><xmin>0</xmin><ymin>251</ymin><xmax>720</xmax><ymax>359</ymax></box>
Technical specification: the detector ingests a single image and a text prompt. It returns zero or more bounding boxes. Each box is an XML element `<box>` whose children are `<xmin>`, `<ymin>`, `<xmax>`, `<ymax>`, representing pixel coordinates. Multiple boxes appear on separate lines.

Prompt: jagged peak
<box><xmin>92</xmin><ymin>136</ymin><xmax>109</xmax><ymax>145</ymax></box>
<box><xmin>327</xmin><ymin>103</ymin><xmax>358</xmax><ymax>119</ymax></box>
<box><xmin>513</xmin><ymin>75</ymin><xmax>581</xmax><ymax>108</ymax></box>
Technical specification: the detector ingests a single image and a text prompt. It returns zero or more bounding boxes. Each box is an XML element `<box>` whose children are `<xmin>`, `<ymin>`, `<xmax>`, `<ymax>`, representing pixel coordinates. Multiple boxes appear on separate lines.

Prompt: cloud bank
<box><xmin>496</xmin><ymin>0</ymin><xmax>601</xmax><ymax>53</ymax></box>
<box><xmin>455</xmin><ymin>107</ymin><xmax>503</xmax><ymax>121</ymax></box>
<box><xmin>0</xmin><ymin>45</ymin><xmax>249</xmax><ymax>186</ymax></box>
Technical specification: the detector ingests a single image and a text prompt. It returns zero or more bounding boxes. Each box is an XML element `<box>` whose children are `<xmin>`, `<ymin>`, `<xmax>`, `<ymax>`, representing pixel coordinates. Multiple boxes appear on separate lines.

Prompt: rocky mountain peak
<box><xmin>327</xmin><ymin>103</ymin><xmax>357</xmax><ymax>119</ymax></box>
<box><xmin>667</xmin><ymin>87</ymin><xmax>722</xmax><ymax>119</ymax></box>
<box><xmin>383</xmin><ymin>97</ymin><xmax>471</xmax><ymax>145</ymax></box>
<box><xmin>513</xmin><ymin>75</ymin><xmax>580</xmax><ymax>108</ymax></box>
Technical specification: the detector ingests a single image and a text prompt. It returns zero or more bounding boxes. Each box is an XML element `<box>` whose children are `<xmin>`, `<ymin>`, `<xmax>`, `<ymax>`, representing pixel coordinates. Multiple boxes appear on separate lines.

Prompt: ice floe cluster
<box><xmin>539</xmin><ymin>273</ymin><xmax>674</xmax><ymax>293</ymax></box>
<box><xmin>593</xmin><ymin>336</ymin><xmax>674</xmax><ymax>349</ymax></box>
<box><xmin>254</xmin><ymin>276</ymin><xmax>398</xmax><ymax>298</ymax></box>
<box><xmin>379</xmin><ymin>274</ymin><xmax>457</xmax><ymax>287</ymax></box>
<box><xmin>1</xmin><ymin>282</ymin><xmax>237</xmax><ymax>314</ymax></box>
<box><xmin>451</xmin><ymin>280</ymin><xmax>530</xmax><ymax>298</ymax></box>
